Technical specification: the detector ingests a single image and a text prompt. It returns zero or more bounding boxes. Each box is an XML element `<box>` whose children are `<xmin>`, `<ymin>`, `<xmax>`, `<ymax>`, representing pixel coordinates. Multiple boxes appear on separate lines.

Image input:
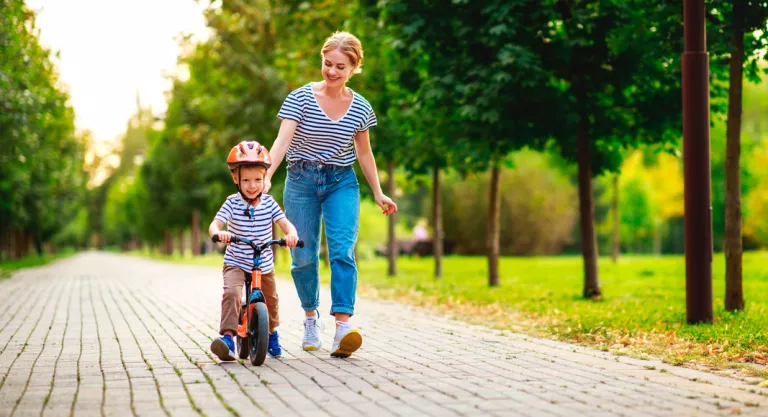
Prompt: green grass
<box><xmin>0</xmin><ymin>248</ymin><xmax>77</xmax><ymax>279</ymax></box>
<box><xmin>350</xmin><ymin>253</ymin><xmax>768</xmax><ymax>370</ymax></box>
<box><xmin>132</xmin><ymin>248</ymin><xmax>768</xmax><ymax>370</ymax></box>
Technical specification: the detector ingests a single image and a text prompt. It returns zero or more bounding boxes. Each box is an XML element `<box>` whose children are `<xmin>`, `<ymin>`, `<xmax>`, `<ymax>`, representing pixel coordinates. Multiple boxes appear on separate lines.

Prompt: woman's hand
<box><xmin>375</xmin><ymin>193</ymin><xmax>398</xmax><ymax>216</ymax></box>
<box><xmin>263</xmin><ymin>176</ymin><xmax>272</xmax><ymax>194</ymax></box>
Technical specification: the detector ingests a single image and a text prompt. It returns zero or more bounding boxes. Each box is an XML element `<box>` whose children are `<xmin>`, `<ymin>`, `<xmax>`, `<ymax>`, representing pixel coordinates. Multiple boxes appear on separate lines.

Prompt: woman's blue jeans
<box><xmin>283</xmin><ymin>161</ymin><xmax>359</xmax><ymax>316</ymax></box>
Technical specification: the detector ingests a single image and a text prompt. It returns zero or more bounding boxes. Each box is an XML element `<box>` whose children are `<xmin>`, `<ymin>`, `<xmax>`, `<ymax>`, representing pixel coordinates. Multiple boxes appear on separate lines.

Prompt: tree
<box><xmin>365</xmin><ymin>15</ymin><xmax>454</xmax><ymax>278</ymax></box>
<box><xmin>350</xmin><ymin>2</ymin><xmax>410</xmax><ymax>276</ymax></box>
<box><xmin>143</xmin><ymin>0</ymin><xmax>288</xmax><ymax>254</ymax></box>
<box><xmin>0</xmin><ymin>0</ymin><xmax>84</xmax><ymax>258</ymax></box>
<box><xmin>537</xmin><ymin>0</ymin><xmax>683</xmax><ymax>297</ymax></box>
<box><xmin>708</xmin><ymin>0</ymin><xmax>768</xmax><ymax>312</ymax></box>
<box><xmin>383</xmin><ymin>0</ymin><xmax>560</xmax><ymax>285</ymax></box>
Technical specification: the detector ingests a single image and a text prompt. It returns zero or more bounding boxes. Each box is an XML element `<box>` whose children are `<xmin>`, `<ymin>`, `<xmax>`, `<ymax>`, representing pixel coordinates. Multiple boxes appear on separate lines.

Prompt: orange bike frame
<box><xmin>237</xmin><ymin>270</ymin><xmax>262</xmax><ymax>339</ymax></box>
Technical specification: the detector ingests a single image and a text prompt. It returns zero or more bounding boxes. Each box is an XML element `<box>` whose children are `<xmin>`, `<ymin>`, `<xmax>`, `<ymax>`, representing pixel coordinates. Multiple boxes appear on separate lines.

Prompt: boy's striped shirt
<box><xmin>215</xmin><ymin>193</ymin><xmax>285</xmax><ymax>273</ymax></box>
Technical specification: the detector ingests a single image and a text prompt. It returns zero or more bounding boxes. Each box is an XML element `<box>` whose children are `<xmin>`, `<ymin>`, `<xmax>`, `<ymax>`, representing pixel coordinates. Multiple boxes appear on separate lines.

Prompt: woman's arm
<box><xmin>265</xmin><ymin>119</ymin><xmax>299</xmax><ymax>193</ymax></box>
<box><xmin>354</xmin><ymin>129</ymin><xmax>398</xmax><ymax>216</ymax></box>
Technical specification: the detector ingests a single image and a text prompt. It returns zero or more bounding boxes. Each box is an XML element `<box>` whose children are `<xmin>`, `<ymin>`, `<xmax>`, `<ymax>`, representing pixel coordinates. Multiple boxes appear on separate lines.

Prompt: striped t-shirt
<box><xmin>215</xmin><ymin>193</ymin><xmax>286</xmax><ymax>274</ymax></box>
<box><xmin>277</xmin><ymin>83</ymin><xmax>377</xmax><ymax>166</ymax></box>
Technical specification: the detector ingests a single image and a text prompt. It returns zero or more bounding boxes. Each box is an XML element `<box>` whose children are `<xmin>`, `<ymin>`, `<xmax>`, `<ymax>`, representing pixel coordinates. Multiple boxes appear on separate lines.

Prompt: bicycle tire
<box><xmin>249</xmin><ymin>301</ymin><xmax>269</xmax><ymax>366</ymax></box>
<box><xmin>237</xmin><ymin>336</ymin><xmax>249</xmax><ymax>359</ymax></box>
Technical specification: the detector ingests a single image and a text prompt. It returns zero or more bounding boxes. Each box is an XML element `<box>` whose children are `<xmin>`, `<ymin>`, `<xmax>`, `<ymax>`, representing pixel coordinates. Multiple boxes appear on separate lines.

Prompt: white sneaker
<box><xmin>331</xmin><ymin>321</ymin><xmax>362</xmax><ymax>358</ymax></box>
<box><xmin>302</xmin><ymin>312</ymin><xmax>324</xmax><ymax>351</ymax></box>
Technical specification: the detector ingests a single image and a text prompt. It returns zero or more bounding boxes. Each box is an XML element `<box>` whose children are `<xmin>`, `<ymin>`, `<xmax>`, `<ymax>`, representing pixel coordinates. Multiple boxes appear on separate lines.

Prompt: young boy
<box><xmin>209</xmin><ymin>140</ymin><xmax>299</xmax><ymax>361</ymax></box>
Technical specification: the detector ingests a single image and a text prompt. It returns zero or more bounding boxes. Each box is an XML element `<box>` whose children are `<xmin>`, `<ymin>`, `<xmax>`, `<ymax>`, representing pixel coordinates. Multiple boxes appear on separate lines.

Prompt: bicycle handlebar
<box><xmin>211</xmin><ymin>234</ymin><xmax>305</xmax><ymax>251</ymax></box>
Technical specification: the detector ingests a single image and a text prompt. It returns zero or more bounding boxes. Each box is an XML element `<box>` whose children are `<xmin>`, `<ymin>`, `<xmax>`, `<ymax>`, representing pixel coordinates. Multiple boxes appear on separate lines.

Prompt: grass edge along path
<box><xmin>0</xmin><ymin>249</ymin><xmax>77</xmax><ymax>279</ymax></box>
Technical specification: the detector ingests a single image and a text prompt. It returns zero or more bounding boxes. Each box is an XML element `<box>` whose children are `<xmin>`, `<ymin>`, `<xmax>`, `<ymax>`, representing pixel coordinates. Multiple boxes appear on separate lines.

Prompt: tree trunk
<box><xmin>164</xmin><ymin>231</ymin><xmax>173</xmax><ymax>255</ymax></box>
<box><xmin>725</xmin><ymin>14</ymin><xmax>744</xmax><ymax>311</ymax></box>
<box><xmin>387</xmin><ymin>160</ymin><xmax>397</xmax><ymax>277</ymax></box>
<box><xmin>191</xmin><ymin>209</ymin><xmax>201</xmax><ymax>256</ymax></box>
<box><xmin>612</xmin><ymin>173</ymin><xmax>620</xmax><ymax>263</ymax></box>
<box><xmin>13</xmin><ymin>230</ymin><xmax>23</xmax><ymax>260</ymax></box>
<box><xmin>653</xmin><ymin>221</ymin><xmax>662</xmax><ymax>257</ymax></box>
<box><xmin>577</xmin><ymin>119</ymin><xmax>601</xmax><ymax>298</ymax></box>
<box><xmin>34</xmin><ymin>232</ymin><xmax>43</xmax><ymax>257</ymax></box>
<box><xmin>178</xmin><ymin>229</ymin><xmax>185</xmax><ymax>257</ymax></box>
<box><xmin>1</xmin><ymin>231</ymin><xmax>8</xmax><ymax>260</ymax></box>
<box><xmin>22</xmin><ymin>231</ymin><xmax>31</xmax><ymax>258</ymax></box>
<box><xmin>432</xmin><ymin>162</ymin><xmax>443</xmax><ymax>279</ymax></box>
<box><xmin>487</xmin><ymin>165</ymin><xmax>502</xmax><ymax>287</ymax></box>
<box><xmin>2</xmin><ymin>231</ymin><xmax>10</xmax><ymax>260</ymax></box>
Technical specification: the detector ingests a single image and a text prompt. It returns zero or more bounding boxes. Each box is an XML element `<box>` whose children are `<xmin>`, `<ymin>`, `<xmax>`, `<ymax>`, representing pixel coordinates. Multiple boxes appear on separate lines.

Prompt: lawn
<box><xmin>350</xmin><ymin>253</ymin><xmax>768</xmax><ymax>374</ymax></box>
<box><xmin>0</xmin><ymin>248</ymin><xmax>77</xmax><ymax>279</ymax></box>
<box><xmin>135</xmin><ymin>248</ymin><xmax>768</xmax><ymax>377</ymax></box>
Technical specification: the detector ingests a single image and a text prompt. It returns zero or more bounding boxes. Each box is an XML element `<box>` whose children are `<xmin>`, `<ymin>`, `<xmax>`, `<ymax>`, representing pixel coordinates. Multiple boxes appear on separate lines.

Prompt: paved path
<box><xmin>0</xmin><ymin>252</ymin><xmax>766</xmax><ymax>417</ymax></box>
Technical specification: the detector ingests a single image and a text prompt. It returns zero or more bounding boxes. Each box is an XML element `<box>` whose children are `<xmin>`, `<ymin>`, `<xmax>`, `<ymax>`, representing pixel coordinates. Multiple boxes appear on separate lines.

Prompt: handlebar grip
<box><xmin>276</xmin><ymin>239</ymin><xmax>304</xmax><ymax>248</ymax></box>
<box><xmin>212</xmin><ymin>234</ymin><xmax>240</xmax><ymax>243</ymax></box>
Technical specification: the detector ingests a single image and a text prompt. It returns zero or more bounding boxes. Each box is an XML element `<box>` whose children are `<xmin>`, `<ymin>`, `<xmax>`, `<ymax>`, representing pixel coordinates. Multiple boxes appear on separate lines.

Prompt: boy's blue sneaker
<box><xmin>211</xmin><ymin>334</ymin><xmax>236</xmax><ymax>361</ymax></box>
<box><xmin>268</xmin><ymin>330</ymin><xmax>282</xmax><ymax>358</ymax></box>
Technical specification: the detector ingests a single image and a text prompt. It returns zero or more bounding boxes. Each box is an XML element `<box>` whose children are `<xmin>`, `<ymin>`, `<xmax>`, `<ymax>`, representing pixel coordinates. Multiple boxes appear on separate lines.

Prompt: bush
<box><xmin>442</xmin><ymin>150</ymin><xmax>578</xmax><ymax>255</ymax></box>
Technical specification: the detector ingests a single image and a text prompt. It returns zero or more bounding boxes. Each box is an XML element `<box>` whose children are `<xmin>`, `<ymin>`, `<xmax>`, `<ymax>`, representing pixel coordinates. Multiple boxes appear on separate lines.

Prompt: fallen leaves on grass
<box><xmin>359</xmin><ymin>282</ymin><xmax>768</xmax><ymax>371</ymax></box>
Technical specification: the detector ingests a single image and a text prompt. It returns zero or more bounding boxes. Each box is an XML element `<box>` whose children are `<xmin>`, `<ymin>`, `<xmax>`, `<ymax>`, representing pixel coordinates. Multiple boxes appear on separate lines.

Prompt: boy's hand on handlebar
<box><xmin>217</xmin><ymin>231</ymin><xmax>233</xmax><ymax>244</ymax></box>
<box><xmin>284</xmin><ymin>233</ymin><xmax>299</xmax><ymax>248</ymax></box>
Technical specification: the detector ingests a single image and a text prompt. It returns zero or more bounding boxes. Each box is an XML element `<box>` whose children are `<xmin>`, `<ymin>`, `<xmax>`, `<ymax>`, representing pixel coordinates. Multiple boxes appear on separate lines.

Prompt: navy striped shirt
<box><xmin>277</xmin><ymin>83</ymin><xmax>377</xmax><ymax>166</ymax></box>
<box><xmin>215</xmin><ymin>193</ymin><xmax>286</xmax><ymax>273</ymax></box>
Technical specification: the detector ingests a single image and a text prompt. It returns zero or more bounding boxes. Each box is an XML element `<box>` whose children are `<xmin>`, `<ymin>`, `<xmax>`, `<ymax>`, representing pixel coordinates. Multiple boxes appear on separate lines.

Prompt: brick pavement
<box><xmin>0</xmin><ymin>252</ymin><xmax>766</xmax><ymax>417</ymax></box>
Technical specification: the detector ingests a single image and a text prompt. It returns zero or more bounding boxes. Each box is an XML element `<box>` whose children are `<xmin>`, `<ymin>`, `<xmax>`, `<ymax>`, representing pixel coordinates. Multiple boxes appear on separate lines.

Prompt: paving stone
<box><xmin>0</xmin><ymin>252</ymin><xmax>765</xmax><ymax>417</ymax></box>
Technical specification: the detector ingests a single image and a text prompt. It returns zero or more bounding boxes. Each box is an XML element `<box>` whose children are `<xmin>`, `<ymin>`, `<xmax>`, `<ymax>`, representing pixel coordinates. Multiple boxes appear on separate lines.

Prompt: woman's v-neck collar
<box><xmin>308</xmin><ymin>82</ymin><xmax>356</xmax><ymax>123</ymax></box>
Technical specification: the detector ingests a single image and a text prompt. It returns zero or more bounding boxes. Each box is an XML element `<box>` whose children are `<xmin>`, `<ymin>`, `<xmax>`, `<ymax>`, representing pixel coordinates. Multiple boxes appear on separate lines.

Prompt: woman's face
<box><xmin>322</xmin><ymin>49</ymin><xmax>355</xmax><ymax>86</ymax></box>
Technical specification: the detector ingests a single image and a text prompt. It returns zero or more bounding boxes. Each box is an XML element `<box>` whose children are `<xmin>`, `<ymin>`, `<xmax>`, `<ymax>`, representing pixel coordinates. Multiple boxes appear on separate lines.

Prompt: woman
<box><xmin>265</xmin><ymin>31</ymin><xmax>397</xmax><ymax>358</ymax></box>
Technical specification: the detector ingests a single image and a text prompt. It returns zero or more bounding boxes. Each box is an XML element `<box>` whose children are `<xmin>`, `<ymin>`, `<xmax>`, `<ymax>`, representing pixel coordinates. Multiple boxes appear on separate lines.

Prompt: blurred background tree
<box><xmin>6</xmin><ymin>0</ymin><xmax>768</xmax><ymax>301</ymax></box>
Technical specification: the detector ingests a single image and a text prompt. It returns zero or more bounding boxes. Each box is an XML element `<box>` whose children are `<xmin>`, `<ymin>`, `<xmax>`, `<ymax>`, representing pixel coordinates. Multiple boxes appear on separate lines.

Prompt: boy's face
<box><xmin>232</xmin><ymin>166</ymin><xmax>265</xmax><ymax>200</ymax></box>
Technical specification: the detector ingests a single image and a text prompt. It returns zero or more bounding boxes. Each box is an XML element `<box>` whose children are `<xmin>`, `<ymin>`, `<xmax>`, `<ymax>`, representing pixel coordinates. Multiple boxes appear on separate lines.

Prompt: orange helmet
<box><xmin>227</xmin><ymin>141</ymin><xmax>271</xmax><ymax>171</ymax></box>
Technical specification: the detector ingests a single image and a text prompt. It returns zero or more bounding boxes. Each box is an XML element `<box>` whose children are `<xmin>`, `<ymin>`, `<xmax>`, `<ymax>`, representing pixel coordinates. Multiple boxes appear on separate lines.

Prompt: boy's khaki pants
<box><xmin>219</xmin><ymin>265</ymin><xmax>279</xmax><ymax>335</ymax></box>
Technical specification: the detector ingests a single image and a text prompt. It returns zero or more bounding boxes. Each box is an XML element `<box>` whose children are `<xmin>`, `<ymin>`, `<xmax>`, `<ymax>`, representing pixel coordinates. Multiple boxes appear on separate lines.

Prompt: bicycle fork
<box><xmin>238</xmin><ymin>270</ymin><xmax>266</xmax><ymax>339</ymax></box>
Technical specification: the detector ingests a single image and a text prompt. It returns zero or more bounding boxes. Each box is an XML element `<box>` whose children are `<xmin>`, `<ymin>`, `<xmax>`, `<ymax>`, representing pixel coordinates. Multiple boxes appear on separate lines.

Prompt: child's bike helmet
<box><xmin>227</xmin><ymin>141</ymin><xmax>271</xmax><ymax>206</ymax></box>
<box><xmin>227</xmin><ymin>140</ymin><xmax>271</xmax><ymax>171</ymax></box>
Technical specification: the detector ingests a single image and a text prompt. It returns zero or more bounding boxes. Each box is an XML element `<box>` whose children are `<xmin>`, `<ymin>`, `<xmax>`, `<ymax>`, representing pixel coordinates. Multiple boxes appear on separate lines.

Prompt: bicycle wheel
<box><xmin>249</xmin><ymin>301</ymin><xmax>269</xmax><ymax>366</ymax></box>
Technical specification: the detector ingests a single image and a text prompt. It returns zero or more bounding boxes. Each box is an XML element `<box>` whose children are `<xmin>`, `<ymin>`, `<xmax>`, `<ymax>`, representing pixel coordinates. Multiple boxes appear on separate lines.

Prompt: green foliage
<box><xmin>52</xmin><ymin>206</ymin><xmax>89</xmax><ymax>248</ymax></box>
<box><xmin>618</xmin><ymin>177</ymin><xmax>656</xmax><ymax>252</ymax></box>
<box><xmin>441</xmin><ymin>150</ymin><xmax>578</xmax><ymax>255</ymax></box>
<box><xmin>538</xmin><ymin>0</ymin><xmax>684</xmax><ymax>174</ymax></box>
<box><xmin>707</xmin><ymin>0</ymin><xmax>768</xmax><ymax>84</ymax></box>
<box><xmin>0</xmin><ymin>0</ymin><xmax>85</xmax><ymax>254</ymax></box>
<box><xmin>383</xmin><ymin>0</ymin><xmax>559</xmax><ymax>173</ymax></box>
<box><xmin>90</xmin><ymin>0</ymin><xmax>768</xmax><ymax>258</ymax></box>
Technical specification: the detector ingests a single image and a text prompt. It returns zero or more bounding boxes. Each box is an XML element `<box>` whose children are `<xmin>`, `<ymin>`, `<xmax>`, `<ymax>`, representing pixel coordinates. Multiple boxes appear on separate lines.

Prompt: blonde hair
<box><xmin>321</xmin><ymin>31</ymin><xmax>364</xmax><ymax>75</ymax></box>
<box><xmin>241</xmin><ymin>164</ymin><xmax>267</xmax><ymax>174</ymax></box>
